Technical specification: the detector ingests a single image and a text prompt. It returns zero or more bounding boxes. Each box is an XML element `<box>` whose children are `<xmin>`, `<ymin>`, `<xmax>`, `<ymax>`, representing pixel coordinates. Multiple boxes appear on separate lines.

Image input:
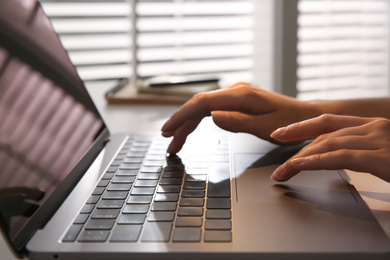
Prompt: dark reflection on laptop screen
<box><xmin>0</xmin><ymin>47</ymin><xmax>103</xmax><ymax>239</ymax></box>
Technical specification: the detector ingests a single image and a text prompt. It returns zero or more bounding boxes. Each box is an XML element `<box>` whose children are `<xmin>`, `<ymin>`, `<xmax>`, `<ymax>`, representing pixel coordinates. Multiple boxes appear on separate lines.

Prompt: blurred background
<box><xmin>39</xmin><ymin>0</ymin><xmax>390</xmax><ymax>100</ymax></box>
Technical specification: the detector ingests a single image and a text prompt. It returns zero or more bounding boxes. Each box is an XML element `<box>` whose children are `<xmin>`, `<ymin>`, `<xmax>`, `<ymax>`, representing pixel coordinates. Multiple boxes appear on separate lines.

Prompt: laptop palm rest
<box><xmin>232</xmin><ymin>153</ymin><xmax>390</xmax><ymax>255</ymax></box>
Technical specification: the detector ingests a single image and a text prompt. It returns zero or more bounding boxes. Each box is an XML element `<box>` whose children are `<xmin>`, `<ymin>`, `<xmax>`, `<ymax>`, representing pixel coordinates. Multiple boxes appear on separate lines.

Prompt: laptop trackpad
<box><xmin>233</xmin><ymin>153</ymin><xmax>358</xmax><ymax>205</ymax></box>
<box><xmin>231</xmin><ymin>153</ymin><xmax>384</xmax><ymax>251</ymax></box>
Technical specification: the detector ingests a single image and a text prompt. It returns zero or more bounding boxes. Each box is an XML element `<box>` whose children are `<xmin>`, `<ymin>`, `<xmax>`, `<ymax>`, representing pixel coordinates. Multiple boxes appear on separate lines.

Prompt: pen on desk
<box><xmin>104</xmin><ymin>78</ymin><xmax>129</xmax><ymax>98</ymax></box>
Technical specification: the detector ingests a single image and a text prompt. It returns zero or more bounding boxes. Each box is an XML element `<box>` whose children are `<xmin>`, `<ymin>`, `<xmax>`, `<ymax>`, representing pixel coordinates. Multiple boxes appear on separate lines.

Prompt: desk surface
<box><xmin>2</xmin><ymin>81</ymin><xmax>390</xmax><ymax>259</ymax></box>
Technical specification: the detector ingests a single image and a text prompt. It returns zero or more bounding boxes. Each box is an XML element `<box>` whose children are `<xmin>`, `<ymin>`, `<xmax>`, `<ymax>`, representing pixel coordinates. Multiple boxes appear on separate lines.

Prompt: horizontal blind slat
<box><xmin>137</xmin><ymin>16</ymin><xmax>253</xmax><ymax>32</ymax></box>
<box><xmin>138</xmin><ymin>30</ymin><xmax>253</xmax><ymax>47</ymax></box>
<box><xmin>59</xmin><ymin>34</ymin><xmax>131</xmax><ymax>50</ymax></box>
<box><xmin>138</xmin><ymin>57</ymin><xmax>253</xmax><ymax>77</ymax></box>
<box><xmin>41</xmin><ymin>2</ymin><xmax>130</xmax><ymax>17</ymax></box>
<box><xmin>138</xmin><ymin>44</ymin><xmax>253</xmax><ymax>62</ymax></box>
<box><xmin>137</xmin><ymin>1</ymin><xmax>254</xmax><ymax>16</ymax></box>
<box><xmin>299</xmin><ymin>0</ymin><xmax>388</xmax><ymax>13</ymax></box>
<box><xmin>298</xmin><ymin>51</ymin><xmax>387</xmax><ymax>66</ymax></box>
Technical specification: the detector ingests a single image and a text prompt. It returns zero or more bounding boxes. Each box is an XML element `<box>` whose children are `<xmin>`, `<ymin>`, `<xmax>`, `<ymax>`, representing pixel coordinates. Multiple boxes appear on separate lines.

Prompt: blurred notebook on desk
<box><xmin>105</xmin><ymin>75</ymin><xmax>220</xmax><ymax>105</ymax></box>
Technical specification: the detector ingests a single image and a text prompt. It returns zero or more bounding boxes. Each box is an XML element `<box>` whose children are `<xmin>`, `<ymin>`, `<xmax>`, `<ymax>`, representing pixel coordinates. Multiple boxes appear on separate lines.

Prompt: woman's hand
<box><xmin>270</xmin><ymin>114</ymin><xmax>390</xmax><ymax>183</ymax></box>
<box><xmin>162</xmin><ymin>82</ymin><xmax>319</xmax><ymax>154</ymax></box>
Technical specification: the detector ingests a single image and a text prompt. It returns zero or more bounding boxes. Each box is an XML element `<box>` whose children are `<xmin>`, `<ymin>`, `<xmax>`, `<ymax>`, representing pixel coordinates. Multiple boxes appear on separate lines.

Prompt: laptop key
<box><xmin>63</xmin><ymin>224</ymin><xmax>83</xmax><ymax>242</ymax></box>
<box><xmin>140</xmin><ymin>166</ymin><xmax>162</xmax><ymax>173</ymax></box>
<box><xmin>73</xmin><ymin>214</ymin><xmax>89</xmax><ymax>224</ymax></box>
<box><xmin>180</xmin><ymin>198</ymin><xmax>204</xmax><ymax>207</ymax></box>
<box><xmin>123</xmin><ymin>204</ymin><xmax>149</xmax><ymax>214</ymax></box>
<box><xmin>162</xmin><ymin>171</ymin><xmax>184</xmax><ymax>178</ymax></box>
<box><xmin>102</xmin><ymin>172</ymin><xmax>115</xmax><ymax>180</ymax></box>
<box><xmin>181</xmin><ymin>190</ymin><xmax>205</xmax><ymax>198</ymax></box>
<box><xmin>116</xmin><ymin>169</ymin><xmax>138</xmax><ymax>176</ymax></box>
<box><xmin>102</xmin><ymin>191</ymin><xmax>128</xmax><ymax>200</ymax></box>
<box><xmin>175</xmin><ymin>217</ymin><xmax>202</xmax><ymax>227</ymax></box>
<box><xmin>131</xmin><ymin>187</ymin><xmax>155</xmax><ymax>195</ymax></box>
<box><xmin>123</xmin><ymin>157</ymin><xmax>144</xmax><ymax>163</ymax></box>
<box><xmin>97</xmin><ymin>179</ymin><xmax>110</xmax><ymax>187</ymax></box>
<box><xmin>91</xmin><ymin>209</ymin><xmax>120</xmax><ymax>219</ymax></box>
<box><xmin>185</xmin><ymin>175</ymin><xmax>207</xmax><ymax>182</ymax></box>
<box><xmin>107</xmin><ymin>183</ymin><xmax>132</xmax><ymax>191</ymax></box>
<box><xmin>85</xmin><ymin>219</ymin><xmax>115</xmax><ymax>230</ymax></box>
<box><xmin>86</xmin><ymin>195</ymin><xmax>100</xmax><ymax>204</ymax></box>
<box><xmin>151</xmin><ymin>202</ymin><xmax>177</xmax><ymax>211</ymax></box>
<box><xmin>97</xmin><ymin>200</ymin><xmax>124</xmax><ymax>209</ymax></box>
<box><xmin>159</xmin><ymin>178</ymin><xmax>182</xmax><ymax>185</ymax></box>
<box><xmin>78</xmin><ymin>230</ymin><xmax>110</xmax><ymax>242</ymax></box>
<box><xmin>120</xmin><ymin>164</ymin><xmax>141</xmax><ymax>170</ymax></box>
<box><xmin>111</xmin><ymin>176</ymin><xmax>136</xmax><ymax>183</ymax></box>
<box><xmin>204</xmin><ymin>231</ymin><xmax>232</xmax><ymax>242</ymax></box>
<box><xmin>134</xmin><ymin>179</ymin><xmax>158</xmax><ymax>187</ymax></box>
<box><xmin>177</xmin><ymin>207</ymin><xmax>204</xmax><ymax>217</ymax></box>
<box><xmin>118</xmin><ymin>214</ymin><xmax>146</xmax><ymax>224</ymax></box>
<box><xmin>206</xmin><ymin>198</ymin><xmax>231</xmax><ymax>209</ymax></box>
<box><xmin>172</xmin><ymin>228</ymin><xmax>201</xmax><ymax>242</ymax></box>
<box><xmin>110</xmin><ymin>225</ymin><xmax>142</xmax><ymax>242</ymax></box>
<box><xmin>157</xmin><ymin>185</ymin><xmax>181</xmax><ymax>193</ymax></box>
<box><xmin>141</xmin><ymin>222</ymin><xmax>172</xmax><ymax>242</ymax></box>
<box><xmin>92</xmin><ymin>187</ymin><xmax>105</xmax><ymax>195</ymax></box>
<box><xmin>154</xmin><ymin>193</ymin><xmax>179</xmax><ymax>202</ymax></box>
<box><xmin>80</xmin><ymin>204</ymin><xmax>95</xmax><ymax>214</ymax></box>
<box><xmin>183</xmin><ymin>182</ymin><xmax>206</xmax><ymax>190</ymax></box>
<box><xmin>137</xmin><ymin>173</ymin><xmax>160</xmax><ymax>180</ymax></box>
<box><xmin>106</xmin><ymin>166</ymin><xmax>118</xmax><ymax>173</ymax></box>
<box><xmin>127</xmin><ymin>195</ymin><xmax>153</xmax><ymax>204</ymax></box>
<box><xmin>206</xmin><ymin>209</ymin><xmax>231</xmax><ymax>219</ymax></box>
<box><xmin>148</xmin><ymin>212</ymin><xmax>175</xmax><ymax>222</ymax></box>
<box><xmin>208</xmin><ymin>163</ymin><xmax>231</xmax><ymax>198</ymax></box>
<box><xmin>143</xmin><ymin>160</ymin><xmax>165</xmax><ymax>167</ymax></box>
<box><xmin>205</xmin><ymin>220</ymin><xmax>231</xmax><ymax>230</ymax></box>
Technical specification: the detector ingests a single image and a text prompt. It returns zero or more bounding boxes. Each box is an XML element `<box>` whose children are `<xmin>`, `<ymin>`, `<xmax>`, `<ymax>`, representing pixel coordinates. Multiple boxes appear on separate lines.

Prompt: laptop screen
<box><xmin>0</xmin><ymin>0</ymin><xmax>106</xmax><ymax>252</ymax></box>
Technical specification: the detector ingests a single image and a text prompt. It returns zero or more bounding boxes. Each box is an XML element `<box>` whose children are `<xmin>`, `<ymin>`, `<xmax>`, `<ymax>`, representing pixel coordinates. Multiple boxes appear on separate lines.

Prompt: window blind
<box><xmin>40</xmin><ymin>0</ymin><xmax>255</xmax><ymax>86</ymax></box>
<box><xmin>40</xmin><ymin>0</ymin><xmax>132</xmax><ymax>81</ymax></box>
<box><xmin>297</xmin><ymin>0</ymin><xmax>389</xmax><ymax>100</ymax></box>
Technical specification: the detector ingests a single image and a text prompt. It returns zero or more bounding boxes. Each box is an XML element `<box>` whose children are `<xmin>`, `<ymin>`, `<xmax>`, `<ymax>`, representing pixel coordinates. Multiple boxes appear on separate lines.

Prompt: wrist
<box><xmin>301</xmin><ymin>100</ymin><xmax>325</xmax><ymax>120</ymax></box>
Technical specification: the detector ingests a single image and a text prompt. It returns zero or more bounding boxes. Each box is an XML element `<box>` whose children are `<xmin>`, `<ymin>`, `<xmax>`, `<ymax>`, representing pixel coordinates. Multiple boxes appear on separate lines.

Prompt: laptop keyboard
<box><xmin>62</xmin><ymin>135</ymin><xmax>232</xmax><ymax>243</ymax></box>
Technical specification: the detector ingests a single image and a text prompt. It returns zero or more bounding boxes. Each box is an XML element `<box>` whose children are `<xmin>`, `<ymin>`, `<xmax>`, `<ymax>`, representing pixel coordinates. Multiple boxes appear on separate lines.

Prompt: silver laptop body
<box><xmin>1</xmin><ymin>1</ymin><xmax>389</xmax><ymax>260</ymax></box>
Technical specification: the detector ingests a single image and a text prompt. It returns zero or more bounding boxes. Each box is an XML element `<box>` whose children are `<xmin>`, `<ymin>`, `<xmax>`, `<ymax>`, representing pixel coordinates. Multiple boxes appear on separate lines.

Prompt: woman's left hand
<box><xmin>270</xmin><ymin>114</ymin><xmax>390</xmax><ymax>183</ymax></box>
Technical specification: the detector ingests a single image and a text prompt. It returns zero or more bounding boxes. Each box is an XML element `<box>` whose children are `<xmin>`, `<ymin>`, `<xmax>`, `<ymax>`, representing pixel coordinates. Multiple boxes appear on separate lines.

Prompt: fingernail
<box><xmin>161</xmin><ymin>131</ymin><xmax>174</xmax><ymax>137</ymax></box>
<box><xmin>270</xmin><ymin>127</ymin><xmax>286</xmax><ymax>139</ymax></box>
<box><xmin>271</xmin><ymin>164</ymin><xmax>287</xmax><ymax>182</ymax></box>
<box><xmin>291</xmin><ymin>157</ymin><xmax>305</xmax><ymax>169</ymax></box>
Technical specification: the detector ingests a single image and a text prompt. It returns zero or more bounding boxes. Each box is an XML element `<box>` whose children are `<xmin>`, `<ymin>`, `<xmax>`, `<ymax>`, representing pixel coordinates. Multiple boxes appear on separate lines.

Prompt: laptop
<box><xmin>1</xmin><ymin>1</ymin><xmax>389</xmax><ymax>259</ymax></box>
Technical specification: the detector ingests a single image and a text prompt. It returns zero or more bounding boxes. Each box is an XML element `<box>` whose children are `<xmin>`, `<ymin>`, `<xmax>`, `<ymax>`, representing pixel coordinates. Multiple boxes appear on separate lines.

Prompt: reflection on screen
<box><xmin>0</xmin><ymin>46</ymin><xmax>103</xmax><ymax>239</ymax></box>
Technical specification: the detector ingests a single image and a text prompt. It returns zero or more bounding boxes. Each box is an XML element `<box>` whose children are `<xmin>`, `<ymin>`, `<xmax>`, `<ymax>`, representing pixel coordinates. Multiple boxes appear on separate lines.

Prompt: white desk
<box><xmin>2</xmin><ymin>81</ymin><xmax>390</xmax><ymax>259</ymax></box>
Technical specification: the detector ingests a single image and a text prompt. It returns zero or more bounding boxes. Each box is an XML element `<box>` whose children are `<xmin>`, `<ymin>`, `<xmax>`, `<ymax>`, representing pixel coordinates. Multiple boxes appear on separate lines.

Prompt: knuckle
<box><xmin>235</xmin><ymin>81</ymin><xmax>250</xmax><ymax>87</ymax></box>
<box><xmin>319</xmin><ymin>135</ymin><xmax>336</xmax><ymax>148</ymax></box>
<box><xmin>312</xmin><ymin>133</ymin><xmax>329</xmax><ymax>144</ymax></box>
<box><xmin>192</xmin><ymin>92</ymin><xmax>208</xmax><ymax>106</ymax></box>
<box><xmin>372</xmin><ymin>118</ymin><xmax>390</xmax><ymax>131</ymax></box>
<box><xmin>335</xmin><ymin>149</ymin><xmax>354</xmax><ymax>162</ymax></box>
<box><xmin>317</xmin><ymin>113</ymin><xmax>336</xmax><ymax>124</ymax></box>
<box><xmin>237</xmin><ymin>84</ymin><xmax>257</xmax><ymax>99</ymax></box>
<box><xmin>191</xmin><ymin>92</ymin><xmax>212</xmax><ymax>113</ymax></box>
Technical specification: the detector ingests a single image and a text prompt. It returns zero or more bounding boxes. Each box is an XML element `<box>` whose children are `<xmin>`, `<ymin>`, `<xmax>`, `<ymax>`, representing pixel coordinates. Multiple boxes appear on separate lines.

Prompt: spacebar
<box><xmin>208</xmin><ymin>163</ymin><xmax>231</xmax><ymax>198</ymax></box>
